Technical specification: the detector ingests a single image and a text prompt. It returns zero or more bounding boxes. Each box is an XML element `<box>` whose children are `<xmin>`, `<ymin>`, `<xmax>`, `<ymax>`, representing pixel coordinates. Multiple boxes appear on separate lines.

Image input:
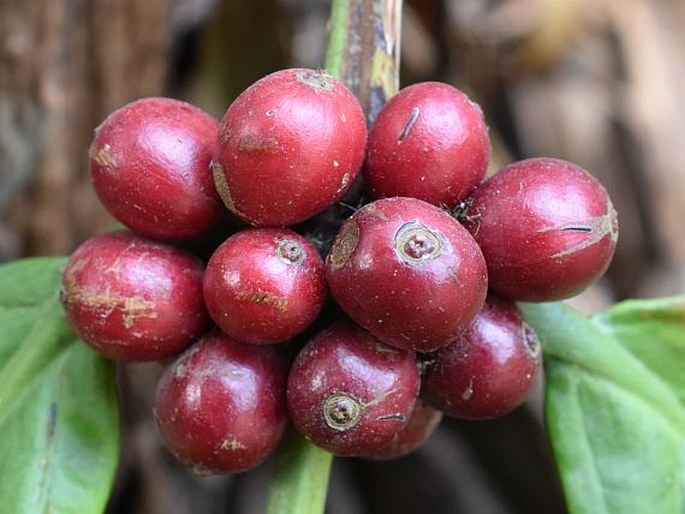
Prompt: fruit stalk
<box><xmin>264</xmin><ymin>0</ymin><xmax>402</xmax><ymax>512</ymax></box>
<box><xmin>264</xmin><ymin>428</ymin><xmax>333</xmax><ymax>514</ymax></box>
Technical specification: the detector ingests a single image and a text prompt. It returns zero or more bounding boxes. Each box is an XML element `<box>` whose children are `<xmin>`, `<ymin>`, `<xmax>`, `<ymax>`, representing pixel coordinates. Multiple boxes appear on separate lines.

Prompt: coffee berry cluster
<box><xmin>61</xmin><ymin>68</ymin><xmax>619</xmax><ymax>474</ymax></box>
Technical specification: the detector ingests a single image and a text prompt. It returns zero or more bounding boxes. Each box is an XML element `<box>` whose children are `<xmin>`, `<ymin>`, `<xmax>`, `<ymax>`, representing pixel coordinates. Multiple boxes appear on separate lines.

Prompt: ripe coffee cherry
<box><xmin>61</xmin><ymin>231</ymin><xmax>210</xmax><ymax>361</ymax></box>
<box><xmin>154</xmin><ymin>334</ymin><xmax>289</xmax><ymax>474</ymax></box>
<box><xmin>421</xmin><ymin>295</ymin><xmax>541</xmax><ymax>420</ymax></box>
<box><xmin>203</xmin><ymin>228</ymin><xmax>326</xmax><ymax>344</ymax></box>
<box><xmin>463</xmin><ymin>157</ymin><xmax>618</xmax><ymax>301</ymax></box>
<box><xmin>89</xmin><ymin>97</ymin><xmax>223</xmax><ymax>241</ymax></box>
<box><xmin>213</xmin><ymin>68</ymin><xmax>367</xmax><ymax>227</ymax></box>
<box><xmin>287</xmin><ymin>321</ymin><xmax>419</xmax><ymax>456</ymax></box>
<box><xmin>326</xmin><ymin>197</ymin><xmax>488</xmax><ymax>353</ymax></box>
<box><xmin>364</xmin><ymin>82</ymin><xmax>490</xmax><ymax>208</ymax></box>
<box><xmin>362</xmin><ymin>399</ymin><xmax>443</xmax><ymax>460</ymax></box>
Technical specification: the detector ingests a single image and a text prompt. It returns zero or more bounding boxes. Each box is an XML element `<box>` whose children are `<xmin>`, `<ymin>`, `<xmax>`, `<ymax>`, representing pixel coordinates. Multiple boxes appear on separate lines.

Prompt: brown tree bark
<box><xmin>1</xmin><ymin>0</ymin><xmax>172</xmax><ymax>259</ymax></box>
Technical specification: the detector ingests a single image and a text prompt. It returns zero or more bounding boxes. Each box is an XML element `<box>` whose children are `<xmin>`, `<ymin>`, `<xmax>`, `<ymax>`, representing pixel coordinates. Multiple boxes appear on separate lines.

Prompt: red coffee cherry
<box><xmin>213</xmin><ymin>68</ymin><xmax>367</xmax><ymax>227</ymax></box>
<box><xmin>421</xmin><ymin>295</ymin><xmax>541</xmax><ymax>420</ymax></box>
<box><xmin>362</xmin><ymin>399</ymin><xmax>443</xmax><ymax>460</ymax></box>
<box><xmin>89</xmin><ymin>97</ymin><xmax>223</xmax><ymax>241</ymax></box>
<box><xmin>61</xmin><ymin>231</ymin><xmax>210</xmax><ymax>361</ymax></box>
<box><xmin>364</xmin><ymin>81</ymin><xmax>490</xmax><ymax>208</ymax></box>
<box><xmin>326</xmin><ymin>197</ymin><xmax>488</xmax><ymax>353</ymax></box>
<box><xmin>287</xmin><ymin>321</ymin><xmax>420</xmax><ymax>456</ymax></box>
<box><xmin>203</xmin><ymin>228</ymin><xmax>326</xmax><ymax>344</ymax></box>
<box><xmin>154</xmin><ymin>334</ymin><xmax>289</xmax><ymax>474</ymax></box>
<box><xmin>463</xmin><ymin>157</ymin><xmax>619</xmax><ymax>301</ymax></box>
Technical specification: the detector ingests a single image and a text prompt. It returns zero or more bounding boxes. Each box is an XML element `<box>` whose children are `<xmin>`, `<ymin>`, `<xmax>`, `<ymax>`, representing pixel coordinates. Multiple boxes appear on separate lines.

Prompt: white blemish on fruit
<box><xmin>335</xmin><ymin>172</ymin><xmax>350</xmax><ymax>195</ymax></box>
<box><xmin>296</xmin><ymin>69</ymin><xmax>334</xmax><ymax>92</ymax></box>
<box><xmin>522</xmin><ymin>322</ymin><xmax>541</xmax><ymax>359</ymax></box>
<box><xmin>65</xmin><ymin>282</ymin><xmax>157</xmax><ymax>329</ymax></box>
<box><xmin>311</xmin><ymin>372</ymin><xmax>323</xmax><ymax>391</ymax></box>
<box><xmin>212</xmin><ymin>161</ymin><xmax>256</xmax><ymax>223</ymax></box>
<box><xmin>223</xmin><ymin>270</ymin><xmax>240</xmax><ymax>287</ymax></box>
<box><xmin>461</xmin><ymin>377</ymin><xmax>474</xmax><ymax>401</ymax></box>
<box><xmin>365</xmin><ymin>387</ymin><xmax>399</xmax><ymax>408</ymax></box>
<box><xmin>220</xmin><ymin>437</ymin><xmax>247</xmax><ymax>451</ymax></box>
<box><xmin>234</xmin><ymin>290</ymin><xmax>288</xmax><ymax>313</ymax></box>
<box><xmin>546</xmin><ymin>208</ymin><xmax>618</xmax><ymax>259</ymax></box>
<box><xmin>92</xmin><ymin>144</ymin><xmax>117</xmax><ymax>167</ymax></box>
<box><xmin>329</xmin><ymin>220</ymin><xmax>359</xmax><ymax>269</ymax></box>
<box><xmin>238</xmin><ymin>135</ymin><xmax>278</xmax><ymax>151</ymax></box>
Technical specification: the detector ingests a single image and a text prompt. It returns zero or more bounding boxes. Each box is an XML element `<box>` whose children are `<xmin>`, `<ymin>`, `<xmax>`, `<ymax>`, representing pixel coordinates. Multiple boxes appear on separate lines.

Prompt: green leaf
<box><xmin>521</xmin><ymin>299</ymin><xmax>685</xmax><ymax>514</ymax></box>
<box><xmin>0</xmin><ymin>257</ymin><xmax>119</xmax><ymax>514</ymax></box>
<box><xmin>594</xmin><ymin>296</ymin><xmax>685</xmax><ymax>405</ymax></box>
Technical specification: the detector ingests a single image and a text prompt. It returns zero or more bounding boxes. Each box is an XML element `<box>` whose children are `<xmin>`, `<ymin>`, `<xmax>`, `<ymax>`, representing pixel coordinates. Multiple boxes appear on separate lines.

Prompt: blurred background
<box><xmin>1</xmin><ymin>0</ymin><xmax>684</xmax><ymax>512</ymax></box>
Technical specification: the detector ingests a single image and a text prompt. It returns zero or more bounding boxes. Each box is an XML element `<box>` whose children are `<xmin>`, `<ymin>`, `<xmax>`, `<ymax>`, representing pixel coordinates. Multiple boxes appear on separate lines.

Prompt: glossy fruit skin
<box><xmin>89</xmin><ymin>97</ymin><xmax>223</xmax><ymax>241</ymax></box>
<box><xmin>421</xmin><ymin>295</ymin><xmax>541</xmax><ymax>420</ymax></box>
<box><xmin>203</xmin><ymin>228</ymin><xmax>326</xmax><ymax>344</ymax></box>
<box><xmin>287</xmin><ymin>321</ymin><xmax>420</xmax><ymax>456</ymax></box>
<box><xmin>154</xmin><ymin>334</ymin><xmax>289</xmax><ymax>474</ymax></box>
<box><xmin>463</xmin><ymin>157</ymin><xmax>619</xmax><ymax>301</ymax></box>
<box><xmin>364</xmin><ymin>82</ymin><xmax>490</xmax><ymax>208</ymax></box>
<box><xmin>326</xmin><ymin>197</ymin><xmax>488</xmax><ymax>353</ymax></box>
<box><xmin>362</xmin><ymin>399</ymin><xmax>443</xmax><ymax>460</ymax></box>
<box><xmin>213</xmin><ymin>68</ymin><xmax>367</xmax><ymax>227</ymax></box>
<box><xmin>61</xmin><ymin>231</ymin><xmax>210</xmax><ymax>361</ymax></box>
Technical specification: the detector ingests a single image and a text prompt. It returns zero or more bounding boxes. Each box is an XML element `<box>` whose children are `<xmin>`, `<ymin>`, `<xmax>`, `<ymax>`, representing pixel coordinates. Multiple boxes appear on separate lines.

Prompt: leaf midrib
<box><xmin>521</xmin><ymin>302</ymin><xmax>685</xmax><ymax>436</ymax></box>
<box><xmin>545</xmin><ymin>344</ymin><xmax>685</xmax><ymax>440</ymax></box>
<box><xmin>0</xmin><ymin>295</ymin><xmax>77</xmax><ymax>427</ymax></box>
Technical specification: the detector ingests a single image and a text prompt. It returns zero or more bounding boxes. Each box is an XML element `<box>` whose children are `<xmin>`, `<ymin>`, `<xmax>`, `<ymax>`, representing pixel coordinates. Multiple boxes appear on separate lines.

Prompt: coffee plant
<box><xmin>0</xmin><ymin>1</ymin><xmax>683</xmax><ymax>514</ymax></box>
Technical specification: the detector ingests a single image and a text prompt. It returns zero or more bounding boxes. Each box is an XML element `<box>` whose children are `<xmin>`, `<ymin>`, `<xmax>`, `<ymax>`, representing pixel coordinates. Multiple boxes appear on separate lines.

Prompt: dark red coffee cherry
<box><xmin>421</xmin><ymin>295</ymin><xmax>541</xmax><ymax>420</ymax></box>
<box><xmin>364</xmin><ymin>82</ymin><xmax>490</xmax><ymax>208</ymax></box>
<box><xmin>89</xmin><ymin>97</ymin><xmax>223</xmax><ymax>241</ymax></box>
<box><xmin>213</xmin><ymin>68</ymin><xmax>367</xmax><ymax>227</ymax></box>
<box><xmin>462</xmin><ymin>157</ymin><xmax>619</xmax><ymax>301</ymax></box>
<box><xmin>362</xmin><ymin>399</ymin><xmax>443</xmax><ymax>460</ymax></box>
<box><xmin>287</xmin><ymin>321</ymin><xmax>419</xmax><ymax>456</ymax></box>
<box><xmin>154</xmin><ymin>333</ymin><xmax>289</xmax><ymax>475</ymax></box>
<box><xmin>326</xmin><ymin>197</ymin><xmax>488</xmax><ymax>353</ymax></box>
<box><xmin>61</xmin><ymin>231</ymin><xmax>210</xmax><ymax>361</ymax></box>
<box><xmin>203</xmin><ymin>228</ymin><xmax>326</xmax><ymax>344</ymax></box>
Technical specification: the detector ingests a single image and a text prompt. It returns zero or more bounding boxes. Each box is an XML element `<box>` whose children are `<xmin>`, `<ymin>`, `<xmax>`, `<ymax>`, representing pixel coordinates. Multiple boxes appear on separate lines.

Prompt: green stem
<box><xmin>325</xmin><ymin>0</ymin><xmax>403</xmax><ymax>121</ymax></box>
<box><xmin>325</xmin><ymin>0</ymin><xmax>350</xmax><ymax>78</ymax></box>
<box><xmin>264</xmin><ymin>428</ymin><xmax>333</xmax><ymax>514</ymax></box>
